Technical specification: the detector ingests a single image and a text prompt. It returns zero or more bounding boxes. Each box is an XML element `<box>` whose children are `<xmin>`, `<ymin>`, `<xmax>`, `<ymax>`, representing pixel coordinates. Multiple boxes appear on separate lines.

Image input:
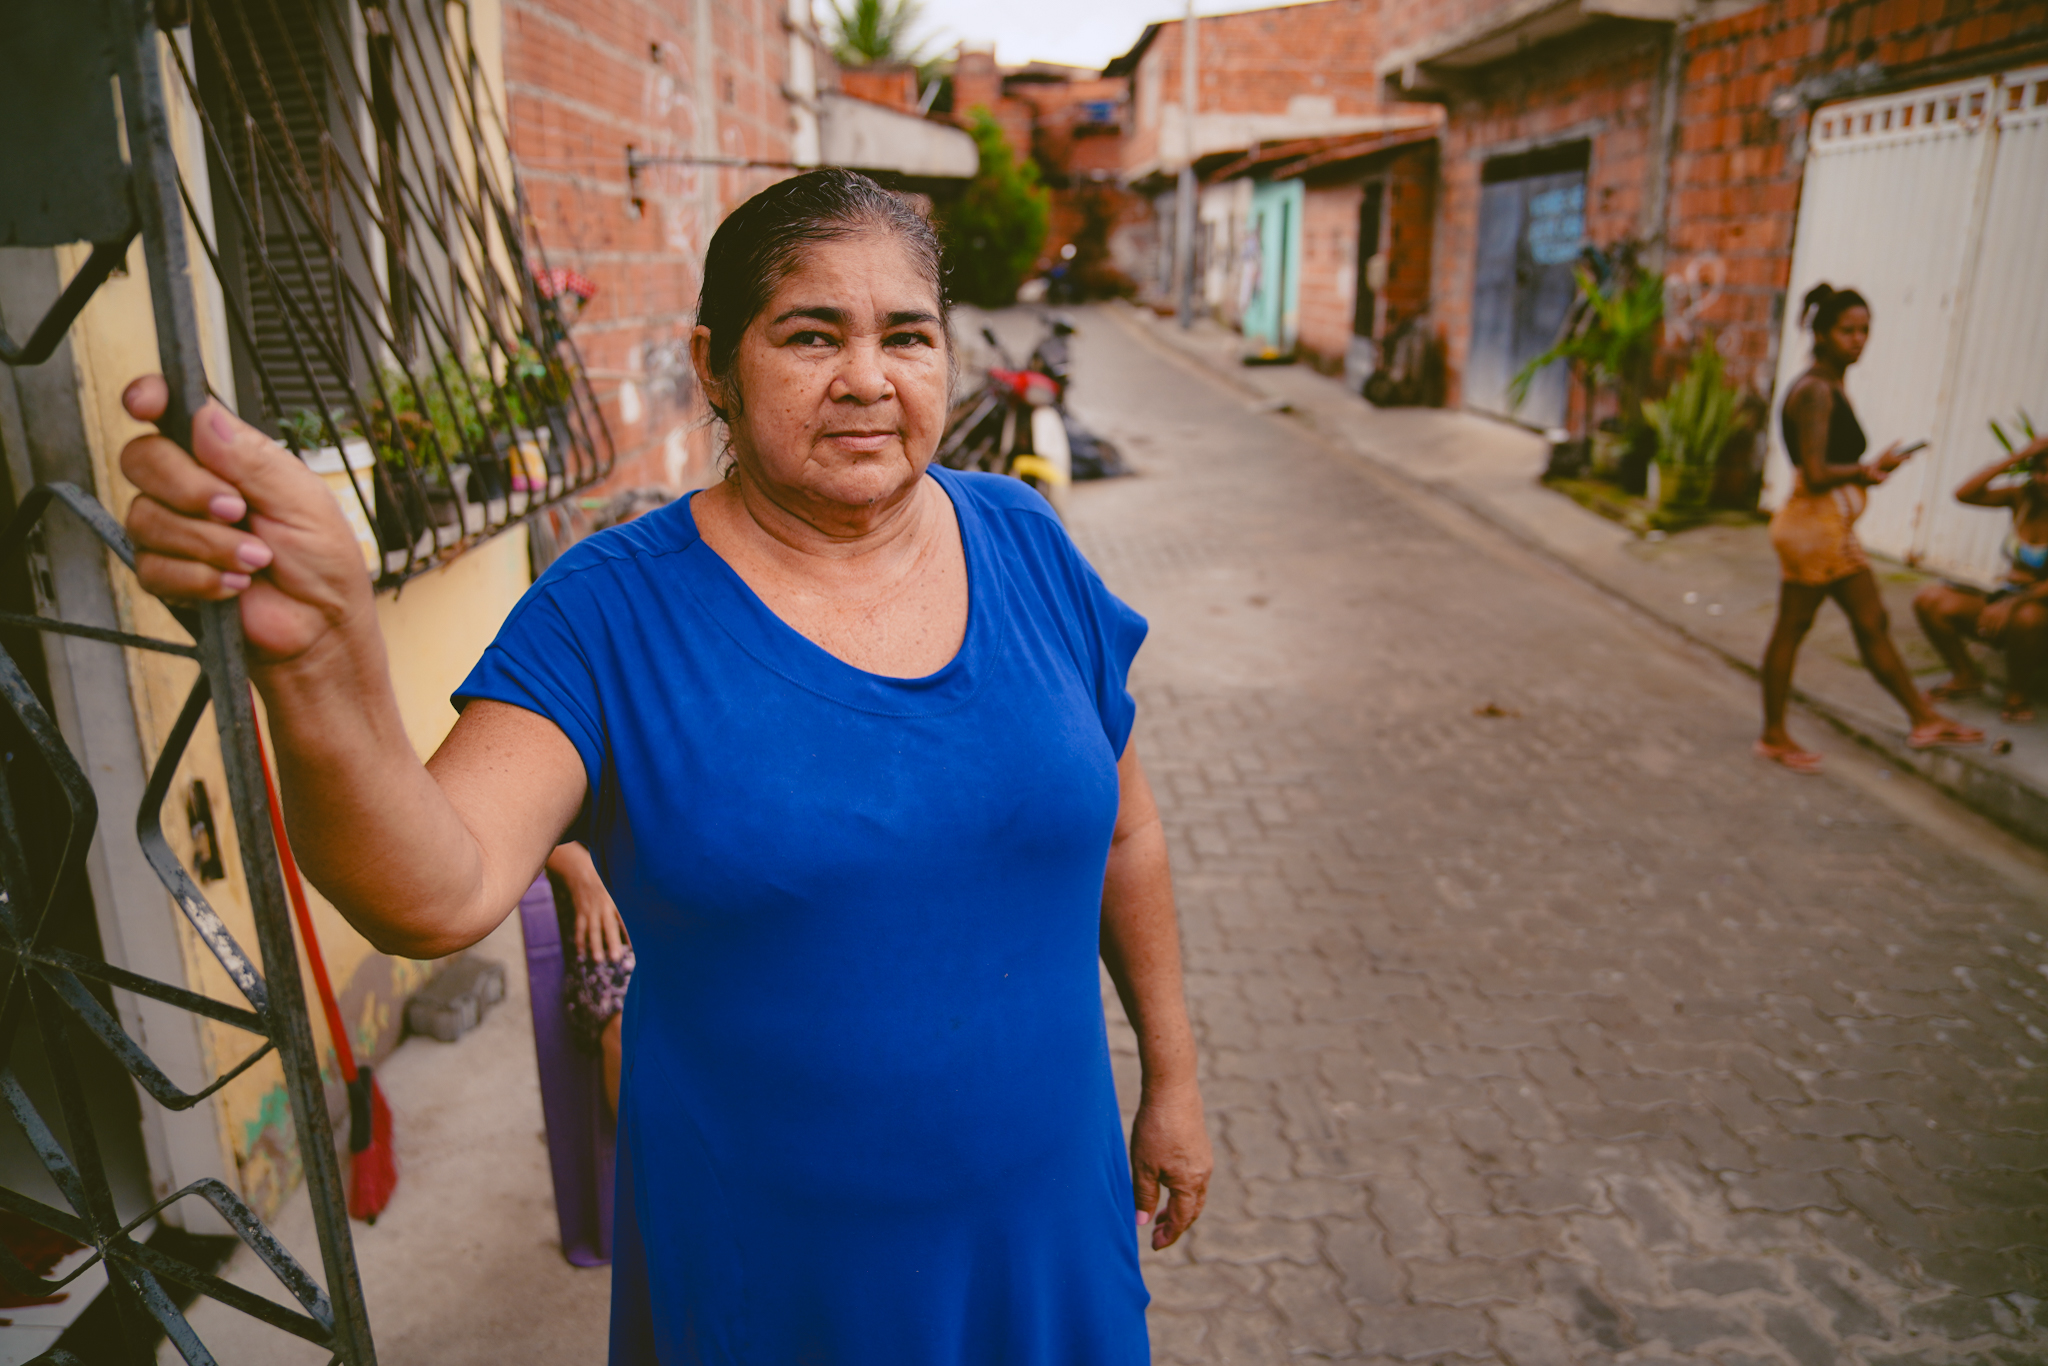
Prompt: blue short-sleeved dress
<box><xmin>455</xmin><ymin>467</ymin><xmax>1152</xmax><ymax>1365</ymax></box>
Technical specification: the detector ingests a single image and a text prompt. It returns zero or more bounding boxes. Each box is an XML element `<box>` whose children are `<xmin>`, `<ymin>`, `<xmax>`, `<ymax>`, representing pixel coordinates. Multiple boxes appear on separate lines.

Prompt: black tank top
<box><xmin>1781</xmin><ymin>378</ymin><xmax>1867</xmax><ymax>470</ymax></box>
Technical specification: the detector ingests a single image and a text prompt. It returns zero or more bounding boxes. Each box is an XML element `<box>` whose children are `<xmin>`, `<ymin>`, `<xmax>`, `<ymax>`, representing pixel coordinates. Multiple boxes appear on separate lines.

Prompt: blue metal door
<box><xmin>1466</xmin><ymin>157</ymin><xmax>1586</xmax><ymax>425</ymax></box>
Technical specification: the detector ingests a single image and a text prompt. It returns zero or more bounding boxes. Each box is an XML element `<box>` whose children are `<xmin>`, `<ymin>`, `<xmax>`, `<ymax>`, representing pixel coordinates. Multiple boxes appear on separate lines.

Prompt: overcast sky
<box><xmin>908</xmin><ymin>0</ymin><xmax>1320</xmax><ymax>74</ymax></box>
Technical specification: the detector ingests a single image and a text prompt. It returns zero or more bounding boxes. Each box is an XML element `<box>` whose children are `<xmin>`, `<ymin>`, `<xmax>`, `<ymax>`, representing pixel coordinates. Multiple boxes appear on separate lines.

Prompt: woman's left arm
<box><xmin>1101</xmin><ymin>743</ymin><xmax>1213</xmax><ymax>1250</ymax></box>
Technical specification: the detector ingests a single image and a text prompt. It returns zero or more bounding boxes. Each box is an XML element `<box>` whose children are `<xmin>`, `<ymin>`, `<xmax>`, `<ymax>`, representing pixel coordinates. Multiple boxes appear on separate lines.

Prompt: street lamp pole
<box><xmin>1175</xmin><ymin>0</ymin><xmax>1198</xmax><ymax>330</ymax></box>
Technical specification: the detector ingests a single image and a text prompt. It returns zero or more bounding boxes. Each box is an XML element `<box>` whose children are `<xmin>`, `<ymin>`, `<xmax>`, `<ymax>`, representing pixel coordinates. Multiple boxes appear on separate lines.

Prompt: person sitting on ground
<box><xmin>1756</xmin><ymin>282</ymin><xmax>1983</xmax><ymax>773</ymax></box>
<box><xmin>547</xmin><ymin>487</ymin><xmax>675</xmax><ymax>1114</ymax></box>
<box><xmin>1911</xmin><ymin>432</ymin><xmax>2048</xmax><ymax>723</ymax></box>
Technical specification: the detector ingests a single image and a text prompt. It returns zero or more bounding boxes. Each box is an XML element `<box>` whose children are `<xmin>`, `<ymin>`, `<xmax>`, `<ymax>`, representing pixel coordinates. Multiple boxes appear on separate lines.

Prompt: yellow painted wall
<box><xmin>57</xmin><ymin>236</ymin><xmax>535</xmax><ymax>1218</ymax></box>
<box><xmin>376</xmin><ymin>535</ymin><xmax>532</xmax><ymax>762</ymax></box>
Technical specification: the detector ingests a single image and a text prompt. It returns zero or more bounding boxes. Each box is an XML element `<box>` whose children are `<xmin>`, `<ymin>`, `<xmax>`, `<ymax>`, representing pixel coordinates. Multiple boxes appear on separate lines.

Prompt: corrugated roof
<box><xmin>1209</xmin><ymin>125</ymin><xmax>1437</xmax><ymax>181</ymax></box>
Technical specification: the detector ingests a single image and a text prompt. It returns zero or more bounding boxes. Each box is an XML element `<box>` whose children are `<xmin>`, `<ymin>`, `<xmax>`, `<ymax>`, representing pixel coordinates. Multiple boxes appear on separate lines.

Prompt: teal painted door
<box><xmin>1241</xmin><ymin>180</ymin><xmax>1303</xmax><ymax>358</ymax></box>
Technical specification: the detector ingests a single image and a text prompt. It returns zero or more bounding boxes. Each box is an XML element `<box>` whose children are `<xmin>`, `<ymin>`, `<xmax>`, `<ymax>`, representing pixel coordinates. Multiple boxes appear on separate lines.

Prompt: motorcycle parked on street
<box><xmin>937</xmin><ymin>314</ymin><xmax>1128</xmax><ymax>517</ymax></box>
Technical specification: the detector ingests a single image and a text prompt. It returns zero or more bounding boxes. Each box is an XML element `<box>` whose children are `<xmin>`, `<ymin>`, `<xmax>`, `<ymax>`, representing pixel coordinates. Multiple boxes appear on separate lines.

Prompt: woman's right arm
<box><xmin>119</xmin><ymin>378</ymin><xmax>583</xmax><ymax>959</ymax></box>
<box><xmin>1954</xmin><ymin>436</ymin><xmax>2048</xmax><ymax>506</ymax></box>
<box><xmin>1785</xmin><ymin>377</ymin><xmax>1881</xmax><ymax>492</ymax></box>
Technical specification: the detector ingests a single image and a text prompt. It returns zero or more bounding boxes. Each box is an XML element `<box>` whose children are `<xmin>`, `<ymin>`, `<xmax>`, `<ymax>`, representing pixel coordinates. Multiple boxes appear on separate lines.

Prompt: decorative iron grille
<box><xmin>0</xmin><ymin>490</ymin><xmax>374</xmax><ymax>1365</ymax></box>
<box><xmin>0</xmin><ymin>0</ymin><xmax>612</xmax><ymax>1359</ymax></box>
<box><xmin>0</xmin><ymin>0</ymin><xmax>384</xmax><ymax>1352</ymax></box>
<box><xmin>167</xmin><ymin>0</ymin><xmax>614</xmax><ymax>586</ymax></box>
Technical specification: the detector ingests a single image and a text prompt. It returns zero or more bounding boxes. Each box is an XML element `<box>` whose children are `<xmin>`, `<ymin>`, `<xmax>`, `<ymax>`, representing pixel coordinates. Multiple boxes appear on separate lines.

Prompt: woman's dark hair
<box><xmin>1800</xmin><ymin>282</ymin><xmax>1870</xmax><ymax>336</ymax></box>
<box><xmin>695</xmin><ymin>169</ymin><xmax>948</xmax><ymax>421</ymax></box>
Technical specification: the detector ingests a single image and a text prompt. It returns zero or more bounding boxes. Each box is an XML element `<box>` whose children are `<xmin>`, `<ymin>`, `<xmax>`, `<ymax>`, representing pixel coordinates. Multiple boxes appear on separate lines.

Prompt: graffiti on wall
<box><xmin>1664</xmin><ymin>251</ymin><xmax>1774</xmax><ymax>393</ymax></box>
<box><xmin>1662</xmin><ymin>253</ymin><xmax>1724</xmax><ymax>347</ymax></box>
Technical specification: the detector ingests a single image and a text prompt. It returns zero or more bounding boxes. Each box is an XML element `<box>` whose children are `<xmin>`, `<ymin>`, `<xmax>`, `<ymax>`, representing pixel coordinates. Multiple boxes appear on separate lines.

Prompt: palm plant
<box><xmin>1990</xmin><ymin>407</ymin><xmax>2040</xmax><ymax>468</ymax></box>
<box><xmin>1509</xmin><ymin>264</ymin><xmax>1665</xmax><ymax>431</ymax></box>
<box><xmin>827</xmin><ymin>0</ymin><xmax>934</xmax><ymax>68</ymax></box>
<box><xmin>1643</xmin><ymin>342</ymin><xmax>1743</xmax><ymax>510</ymax></box>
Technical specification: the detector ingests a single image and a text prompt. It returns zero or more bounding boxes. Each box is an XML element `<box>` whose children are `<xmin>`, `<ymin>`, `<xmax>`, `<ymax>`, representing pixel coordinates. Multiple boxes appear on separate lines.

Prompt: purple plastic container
<box><xmin>517</xmin><ymin>874</ymin><xmax>615</xmax><ymax>1267</ymax></box>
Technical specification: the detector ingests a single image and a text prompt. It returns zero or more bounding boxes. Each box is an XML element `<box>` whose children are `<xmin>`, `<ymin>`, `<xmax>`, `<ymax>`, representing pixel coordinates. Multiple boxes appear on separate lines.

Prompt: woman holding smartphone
<box><xmin>1756</xmin><ymin>283</ymin><xmax>1983</xmax><ymax>773</ymax></box>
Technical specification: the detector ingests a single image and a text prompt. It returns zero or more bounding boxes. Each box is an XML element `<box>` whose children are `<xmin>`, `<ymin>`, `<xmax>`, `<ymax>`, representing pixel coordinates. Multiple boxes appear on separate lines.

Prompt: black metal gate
<box><xmin>0</xmin><ymin>1</ymin><xmax>611</xmax><ymax>1360</ymax></box>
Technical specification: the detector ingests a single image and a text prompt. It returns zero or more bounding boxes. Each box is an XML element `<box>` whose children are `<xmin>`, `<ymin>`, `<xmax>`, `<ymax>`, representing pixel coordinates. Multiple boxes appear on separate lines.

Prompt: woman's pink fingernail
<box><xmin>122</xmin><ymin>378</ymin><xmax>146</xmax><ymax>409</ymax></box>
<box><xmin>1136</xmin><ymin>1211</ymin><xmax>1150</xmax><ymax>1225</ymax></box>
<box><xmin>235</xmin><ymin>540</ymin><xmax>273</xmax><ymax>570</ymax></box>
<box><xmin>208</xmin><ymin>493</ymin><xmax>246</xmax><ymax>522</ymax></box>
<box><xmin>208</xmin><ymin>408</ymin><xmax>236</xmax><ymax>443</ymax></box>
<box><xmin>220</xmin><ymin>572</ymin><xmax>252</xmax><ymax>592</ymax></box>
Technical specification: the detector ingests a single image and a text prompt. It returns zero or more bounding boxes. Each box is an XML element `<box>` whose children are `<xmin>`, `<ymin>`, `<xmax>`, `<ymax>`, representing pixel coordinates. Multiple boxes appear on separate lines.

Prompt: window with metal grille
<box><xmin>170</xmin><ymin>0</ymin><xmax>612</xmax><ymax>586</ymax></box>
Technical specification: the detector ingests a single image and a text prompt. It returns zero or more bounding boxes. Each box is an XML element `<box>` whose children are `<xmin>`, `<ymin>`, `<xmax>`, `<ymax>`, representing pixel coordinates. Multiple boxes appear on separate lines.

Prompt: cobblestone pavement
<box><xmin>1048</xmin><ymin>309</ymin><xmax>2048</xmax><ymax>1365</ymax></box>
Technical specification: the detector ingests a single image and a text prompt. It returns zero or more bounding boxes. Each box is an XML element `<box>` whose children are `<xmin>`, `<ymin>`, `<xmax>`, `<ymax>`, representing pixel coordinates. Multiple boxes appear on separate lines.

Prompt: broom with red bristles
<box><xmin>253</xmin><ymin>711</ymin><xmax>398</xmax><ymax>1222</ymax></box>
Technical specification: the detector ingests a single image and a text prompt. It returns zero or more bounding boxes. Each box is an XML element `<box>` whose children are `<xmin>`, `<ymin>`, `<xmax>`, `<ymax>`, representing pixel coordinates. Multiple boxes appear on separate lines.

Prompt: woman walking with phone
<box><xmin>1756</xmin><ymin>283</ymin><xmax>1983</xmax><ymax>772</ymax></box>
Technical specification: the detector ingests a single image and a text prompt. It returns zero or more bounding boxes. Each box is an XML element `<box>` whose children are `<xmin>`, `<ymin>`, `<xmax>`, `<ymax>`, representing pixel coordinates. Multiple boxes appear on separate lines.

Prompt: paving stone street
<box><xmin>1047</xmin><ymin>308</ymin><xmax>2048</xmax><ymax>1365</ymax></box>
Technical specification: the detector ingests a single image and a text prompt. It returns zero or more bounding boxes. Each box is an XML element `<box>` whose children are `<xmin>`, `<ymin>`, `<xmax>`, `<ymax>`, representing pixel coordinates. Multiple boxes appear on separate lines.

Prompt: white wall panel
<box><xmin>1914</xmin><ymin>67</ymin><xmax>2048</xmax><ymax>583</ymax></box>
<box><xmin>1763</xmin><ymin>78</ymin><xmax>1991</xmax><ymax>565</ymax></box>
<box><xmin>1767</xmin><ymin>68</ymin><xmax>2048</xmax><ymax>588</ymax></box>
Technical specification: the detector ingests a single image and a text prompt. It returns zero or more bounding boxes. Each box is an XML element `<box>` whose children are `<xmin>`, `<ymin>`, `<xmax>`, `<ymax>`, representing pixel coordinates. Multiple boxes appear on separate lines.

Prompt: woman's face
<box><xmin>1819</xmin><ymin>305</ymin><xmax>1870</xmax><ymax>367</ymax></box>
<box><xmin>708</xmin><ymin>231</ymin><xmax>950</xmax><ymax>512</ymax></box>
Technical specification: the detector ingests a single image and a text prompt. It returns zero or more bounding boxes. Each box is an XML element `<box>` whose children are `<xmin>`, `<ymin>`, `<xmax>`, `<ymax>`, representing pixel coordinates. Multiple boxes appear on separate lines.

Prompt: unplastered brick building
<box><xmin>1108</xmin><ymin>0</ymin><xmax>1440</xmax><ymax>370</ymax></box>
<box><xmin>505</xmin><ymin>0</ymin><xmax>827</xmax><ymax>494</ymax></box>
<box><xmin>1376</xmin><ymin>0</ymin><xmax>2047</xmax><ymax>579</ymax></box>
<box><xmin>1005</xmin><ymin>64</ymin><xmax>1148</xmax><ymax>283</ymax></box>
<box><xmin>504</xmin><ymin>0</ymin><xmax>974</xmax><ymax>501</ymax></box>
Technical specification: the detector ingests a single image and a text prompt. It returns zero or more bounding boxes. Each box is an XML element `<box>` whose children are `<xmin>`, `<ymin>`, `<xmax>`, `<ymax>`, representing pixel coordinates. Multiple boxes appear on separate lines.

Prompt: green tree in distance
<box><xmin>827</xmin><ymin>0</ymin><xmax>934</xmax><ymax>67</ymax></box>
<box><xmin>936</xmin><ymin>108</ymin><xmax>1049</xmax><ymax>309</ymax></box>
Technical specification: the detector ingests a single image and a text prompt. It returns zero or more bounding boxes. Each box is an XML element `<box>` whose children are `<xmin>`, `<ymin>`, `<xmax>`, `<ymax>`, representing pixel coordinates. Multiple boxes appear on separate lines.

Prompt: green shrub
<box><xmin>936</xmin><ymin>108</ymin><xmax>1049</xmax><ymax>309</ymax></box>
<box><xmin>826</xmin><ymin>0</ymin><xmax>934</xmax><ymax>67</ymax></box>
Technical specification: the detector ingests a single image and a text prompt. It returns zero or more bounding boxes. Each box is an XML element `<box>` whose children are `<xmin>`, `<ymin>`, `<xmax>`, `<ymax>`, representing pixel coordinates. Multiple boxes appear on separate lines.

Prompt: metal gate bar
<box><xmin>0</xmin><ymin>13</ymin><xmax>381</xmax><ymax>1359</ymax></box>
<box><xmin>3</xmin><ymin>0</ymin><xmax>614</xmax><ymax>1350</ymax></box>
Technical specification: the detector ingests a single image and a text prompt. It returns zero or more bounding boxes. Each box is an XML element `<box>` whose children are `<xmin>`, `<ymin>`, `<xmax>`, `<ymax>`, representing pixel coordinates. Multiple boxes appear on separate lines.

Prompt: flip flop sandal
<box><xmin>1754</xmin><ymin>740</ymin><xmax>1824</xmax><ymax>774</ymax></box>
<box><xmin>1907</xmin><ymin>722</ymin><xmax>1986</xmax><ymax>749</ymax></box>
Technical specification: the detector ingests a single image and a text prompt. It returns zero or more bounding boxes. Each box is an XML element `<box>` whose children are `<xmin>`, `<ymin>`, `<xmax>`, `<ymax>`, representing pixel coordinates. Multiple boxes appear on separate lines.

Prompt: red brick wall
<box><xmin>1288</xmin><ymin>141</ymin><xmax>1437</xmax><ymax>371</ymax></box>
<box><xmin>1379</xmin><ymin>0</ymin><xmax>1521</xmax><ymax>58</ymax></box>
<box><xmin>1014</xmin><ymin>76</ymin><xmax>1126</xmax><ymax>178</ymax></box>
<box><xmin>841</xmin><ymin>64</ymin><xmax>920</xmax><ymax>112</ymax></box>
<box><xmin>1126</xmin><ymin>0</ymin><xmax>1397</xmax><ymax>172</ymax></box>
<box><xmin>504</xmin><ymin>0</ymin><xmax>800</xmax><ymax>492</ymax></box>
<box><xmin>1417</xmin><ymin>23</ymin><xmax>1666</xmax><ymax>408</ymax></box>
<box><xmin>1385</xmin><ymin>0</ymin><xmax>2048</xmax><ymax>410</ymax></box>
<box><xmin>1006</xmin><ymin>76</ymin><xmax>1141</xmax><ymax>276</ymax></box>
<box><xmin>1382</xmin><ymin>143</ymin><xmax>1436</xmax><ymax>329</ymax></box>
<box><xmin>1669</xmin><ymin>0</ymin><xmax>2048</xmax><ymax>400</ymax></box>
<box><xmin>1151</xmin><ymin>0</ymin><xmax>1394</xmax><ymax>118</ymax></box>
<box><xmin>952</xmin><ymin>49</ymin><xmax>1036</xmax><ymax>163</ymax></box>
<box><xmin>1298</xmin><ymin>182</ymin><xmax>1364</xmax><ymax>369</ymax></box>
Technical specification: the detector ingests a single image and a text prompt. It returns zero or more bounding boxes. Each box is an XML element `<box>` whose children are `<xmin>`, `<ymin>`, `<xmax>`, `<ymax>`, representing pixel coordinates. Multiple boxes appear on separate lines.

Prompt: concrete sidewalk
<box><xmin>1105</xmin><ymin>303</ymin><xmax>2048</xmax><ymax>848</ymax></box>
<box><xmin>163</xmin><ymin>914</ymin><xmax>611</xmax><ymax>1364</ymax></box>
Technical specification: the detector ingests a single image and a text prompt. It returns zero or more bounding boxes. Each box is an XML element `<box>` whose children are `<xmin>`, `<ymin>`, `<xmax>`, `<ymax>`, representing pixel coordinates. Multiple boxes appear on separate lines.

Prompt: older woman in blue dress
<box><xmin>115</xmin><ymin>170</ymin><xmax>1209</xmax><ymax>1363</ymax></box>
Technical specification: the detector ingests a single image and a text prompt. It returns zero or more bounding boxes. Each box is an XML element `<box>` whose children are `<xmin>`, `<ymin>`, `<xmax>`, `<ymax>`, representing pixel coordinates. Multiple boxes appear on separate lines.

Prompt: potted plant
<box><xmin>364</xmin><ymin>356</ymin><xmax>494</xmax><ymax>551</ymax></box>
<box><xmin>1644</xmin><ymin>341</ymin><xmax>1745</xmax><ymax>520</ymax></box>
<box><xmin>1511</xmin><ymin>243</ymin><xmax>1664</xmax><ymax>489</ymax></box>
<box><xmin>278</xmin><ymin>407</ymin><xmax>381</xmax><ymax>572</ymax></box>
<box><xmin>494</xmin><ymin>338</ymin><xmax>578</xmax><ymax>496</ymax></box>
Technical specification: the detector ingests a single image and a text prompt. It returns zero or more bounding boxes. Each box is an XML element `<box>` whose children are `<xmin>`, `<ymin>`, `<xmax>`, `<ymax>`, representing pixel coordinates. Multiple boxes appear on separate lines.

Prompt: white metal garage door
<box><xmin>1764</xmin><ymin>65</ymin><xmax>2048</xmax><ymax>587</ymax></box>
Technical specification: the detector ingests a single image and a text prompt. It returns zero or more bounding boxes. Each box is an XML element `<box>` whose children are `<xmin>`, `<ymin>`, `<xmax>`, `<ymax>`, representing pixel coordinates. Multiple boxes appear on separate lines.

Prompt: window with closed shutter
<box><xmin>167</xmin><ymin>0</ymin><xmax>612</xmax><ymax>585</ymax></box>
